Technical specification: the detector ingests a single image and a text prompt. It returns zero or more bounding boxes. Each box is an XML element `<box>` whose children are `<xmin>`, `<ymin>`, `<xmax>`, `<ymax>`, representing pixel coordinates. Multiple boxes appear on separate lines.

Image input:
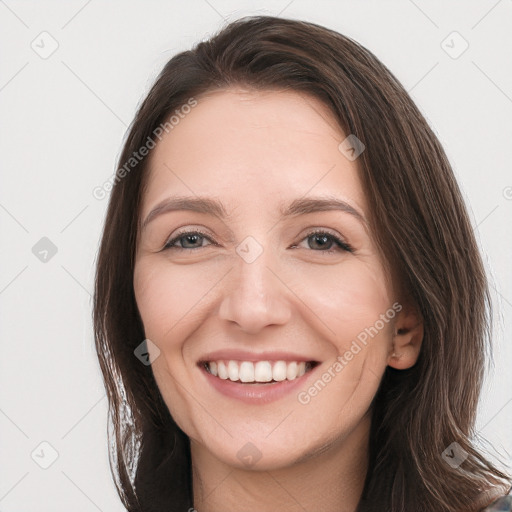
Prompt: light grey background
<box><xmin>1</xmin><ymin>1</ymin><xmax>511</xmax><ymax>510</ymax></box>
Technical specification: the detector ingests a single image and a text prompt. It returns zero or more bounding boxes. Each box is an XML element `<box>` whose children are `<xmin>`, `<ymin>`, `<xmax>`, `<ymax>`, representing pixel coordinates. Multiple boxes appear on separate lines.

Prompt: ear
<box><xmin>387</xmin><ymin>301</ymin><xmax>424</xmax><ymax>370</ymax></box>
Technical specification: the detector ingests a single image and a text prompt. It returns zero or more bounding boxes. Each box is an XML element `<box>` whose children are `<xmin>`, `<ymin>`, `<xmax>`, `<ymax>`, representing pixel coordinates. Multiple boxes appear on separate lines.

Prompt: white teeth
<box><xmin>217</xmin><ymin>361</ymin><xmax>228</xmax><ymax>380</ymax></box>
<box><xmin>254</xmin><ymin>361</ymin><xmax>273</xmax><ymax>382</ymax></box>
<box><xmin>228</xmin><ymin>360</ymin><xmax>239</xmax><ymax>381</ymax></box>
<box><xmin>239</xmin><ymin>361</ymin><xmax>255</xmax><ymax>382</ymax></box>
<box><xmin>204</xmin><ymin>359</ymin><xmax>314</xmax><ymax>383</ymax></box>
<box><xmin>286</xmin><ymin>361</ymin><xmax>298</xmax><ymax>380</ymax></box>
<box><xmin>272</xmin><ymin>361</ymin><xmax>287</xmax><ymax>381</ymax></box>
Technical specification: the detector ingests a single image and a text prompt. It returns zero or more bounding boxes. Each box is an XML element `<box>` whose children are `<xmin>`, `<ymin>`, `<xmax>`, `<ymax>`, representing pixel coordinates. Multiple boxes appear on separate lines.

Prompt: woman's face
<box><xmin>133</xmin><ymin>88</ymin><xmax>402</xmax><ymax>470</ymax></box>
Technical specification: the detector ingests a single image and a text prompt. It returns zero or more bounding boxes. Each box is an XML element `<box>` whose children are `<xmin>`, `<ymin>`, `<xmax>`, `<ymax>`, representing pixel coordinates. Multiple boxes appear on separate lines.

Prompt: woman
<box><xmin>93</xmin><ymin>15</ymin><xmax>512</xmax><ymax>512</ymax></box>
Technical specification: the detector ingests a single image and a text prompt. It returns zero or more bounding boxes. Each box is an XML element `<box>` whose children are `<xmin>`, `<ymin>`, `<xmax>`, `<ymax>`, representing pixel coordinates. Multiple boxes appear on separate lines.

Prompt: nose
<box><xmin>217</xmin><ymin>244</ymin><xmax>292</xmax><ymax>335</ymax></box>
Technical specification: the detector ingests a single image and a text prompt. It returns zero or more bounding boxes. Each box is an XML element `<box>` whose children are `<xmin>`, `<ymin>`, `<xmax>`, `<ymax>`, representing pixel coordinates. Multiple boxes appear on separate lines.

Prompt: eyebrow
<box><xmin>141</xmin><ymin>195</ymin><xmax>367</xmax><ymax>230</ymax></box>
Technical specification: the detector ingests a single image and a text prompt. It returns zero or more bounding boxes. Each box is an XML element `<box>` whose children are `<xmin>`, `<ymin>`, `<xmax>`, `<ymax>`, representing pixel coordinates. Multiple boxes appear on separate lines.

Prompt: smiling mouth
<box><xmin>200</xmin><ymin>360</ymin><xmax>320</xmax><ymax>384</ymax></box>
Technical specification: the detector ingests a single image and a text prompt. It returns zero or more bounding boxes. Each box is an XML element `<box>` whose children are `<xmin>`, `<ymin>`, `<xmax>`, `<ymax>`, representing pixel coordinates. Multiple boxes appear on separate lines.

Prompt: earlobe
<box><xmin>387</xmin><ymin>305</ymin><xmax>424</xmax><ymax>370</ymax></box>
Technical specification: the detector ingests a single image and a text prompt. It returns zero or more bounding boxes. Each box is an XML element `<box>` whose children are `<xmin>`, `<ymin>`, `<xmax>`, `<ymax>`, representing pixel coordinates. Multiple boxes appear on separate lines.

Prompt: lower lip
<box><xmin>198</xmin><ymin>363</ymin><xmax>320</xmax><ymax>404</ymax></box>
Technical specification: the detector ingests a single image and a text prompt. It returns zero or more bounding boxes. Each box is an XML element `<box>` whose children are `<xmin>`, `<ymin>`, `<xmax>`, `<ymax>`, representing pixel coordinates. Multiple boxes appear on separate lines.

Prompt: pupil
<box><xmin>184</xmin><ymin>234</ymin><xmax>200</xmax><ymax>248</ymax></box>
<box><xmin>311</xmin><ymin>234</ymin><xmax>330</xmax><ymax>249</ymax></box>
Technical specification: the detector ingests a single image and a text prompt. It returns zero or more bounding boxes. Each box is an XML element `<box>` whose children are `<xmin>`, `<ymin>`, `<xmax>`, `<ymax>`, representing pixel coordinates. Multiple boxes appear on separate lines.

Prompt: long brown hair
<box><xmin>93</xmin><ymin>15</ymin><xmax>511</xmax><ymax>511</ymax></box>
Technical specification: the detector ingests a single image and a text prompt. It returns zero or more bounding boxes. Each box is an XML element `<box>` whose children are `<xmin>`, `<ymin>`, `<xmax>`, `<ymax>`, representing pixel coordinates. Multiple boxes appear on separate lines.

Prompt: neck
<box><xmin>191</xmin><ymin>411</ymin><xmax>370</xmax><ymax>512</ymax></box>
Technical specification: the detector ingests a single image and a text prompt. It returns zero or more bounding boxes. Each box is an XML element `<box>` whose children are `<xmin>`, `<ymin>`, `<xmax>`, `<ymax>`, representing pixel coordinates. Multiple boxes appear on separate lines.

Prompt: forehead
<box><xmin>142</xmin><ymin>88</ymin><xmax>367</xmax><ymax>217</ymax></box>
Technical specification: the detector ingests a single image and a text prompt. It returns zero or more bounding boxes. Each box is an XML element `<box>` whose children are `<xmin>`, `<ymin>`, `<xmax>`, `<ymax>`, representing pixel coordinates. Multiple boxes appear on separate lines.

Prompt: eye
<box><xmin>161</xmin><ymin>228</ymin><xmax>354</xmax><ymax>254</ymax></box>
<box><xmin>162</xmin><ymin>229</ymin><xmax>215</xmax><ymax>251</ymax></box>
<box><xmin>293</xmin><ymin>229</ymin><xmax>354</xmax><ymax>255</ymax></box>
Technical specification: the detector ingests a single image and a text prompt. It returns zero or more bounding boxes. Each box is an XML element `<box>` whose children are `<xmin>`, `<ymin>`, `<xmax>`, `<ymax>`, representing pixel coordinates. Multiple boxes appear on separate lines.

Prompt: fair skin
<box><xmin>133</xmin><ymin>88</ymin><xmax>424</xmax><ymax>512</ymax></box>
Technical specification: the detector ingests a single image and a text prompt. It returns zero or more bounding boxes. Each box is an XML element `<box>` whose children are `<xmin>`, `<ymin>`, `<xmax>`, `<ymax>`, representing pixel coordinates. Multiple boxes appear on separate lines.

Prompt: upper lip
<box><xmin>197</xmin><ymin>349</ymin><xmax>320</xmax><ymax>364</ymax></box>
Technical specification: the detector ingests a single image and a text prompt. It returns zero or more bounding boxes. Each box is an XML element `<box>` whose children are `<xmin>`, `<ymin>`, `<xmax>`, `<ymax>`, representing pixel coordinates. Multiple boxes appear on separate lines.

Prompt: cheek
<box><xmin>133</xmin><ymin>258</ymin><xmax>220</xmax><ymax>342</ymax></box>
<box><xmin>288</xmin><ymin>257</ymin><xmax>394</xmax><ymax>408</ymax></box>
<box><xmin>289</xmin><ymin>257</ymin><xmax>393</xmax><ymax>342</ymax></box>
<box><xmin>293</xmin><ymin>261</ymin><xmax>394</xmax><ymax>419</ymax></box>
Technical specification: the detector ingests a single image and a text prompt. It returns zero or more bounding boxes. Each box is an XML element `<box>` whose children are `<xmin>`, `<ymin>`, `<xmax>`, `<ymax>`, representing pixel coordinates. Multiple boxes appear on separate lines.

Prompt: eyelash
<box><xmin>162</xmin><ymin>228</ymin><xmax>354</xmax><ymax>254</ymax></box>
